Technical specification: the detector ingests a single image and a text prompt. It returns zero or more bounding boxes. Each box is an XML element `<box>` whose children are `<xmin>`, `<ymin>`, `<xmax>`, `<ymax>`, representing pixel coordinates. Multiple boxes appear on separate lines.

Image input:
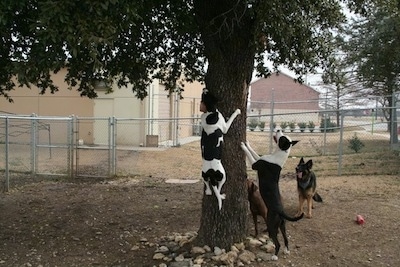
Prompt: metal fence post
<box><xmin>68</xmin><ymin>116</ymin><xmax>74</xmax><ymax>178</ymax></box>
<box><xmin>30</xmin><ymin>113</ymin><xmax>37</xmax><ymax>177</ymax></box>
<box><xmin>5</xmin><ymin>117</ymin><xmax>9</xmax><ymax>191</ymax></box>
<box><xmin>338</xmin><ymin>112</ymin><xmax>345</xmax><ymax>176</ymax></box>
<box><xmin>269</xmin><ymin>89</ymin><xmax>275</xmax><ymax>153</ymax></box>
<box><xmin>110</xmin><ymin>116</ymin><xmax>116</xmax><ymax>177</ymax></box>
<box><xmin>390</xmin><ymin>91</ymin><xmax>398</xmax><ymax>146</ymax></box>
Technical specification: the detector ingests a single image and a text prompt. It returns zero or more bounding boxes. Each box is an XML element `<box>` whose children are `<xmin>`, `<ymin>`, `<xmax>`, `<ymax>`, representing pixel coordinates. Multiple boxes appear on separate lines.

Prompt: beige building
<box><xmin>0</xmin><ymin>68</ymin><xmax>204</xmax><ymax>146</ymax></box>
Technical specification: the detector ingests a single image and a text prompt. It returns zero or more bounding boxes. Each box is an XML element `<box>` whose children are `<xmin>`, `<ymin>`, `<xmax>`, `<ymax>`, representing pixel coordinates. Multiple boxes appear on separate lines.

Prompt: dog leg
<box><xmin>241</xmin><ymin>142</ymin><xmax>257</xmax><ymax>165</ymax></box>
<box><xmin>203</xmin><ymin>180</ymin><xmax>212</xmax><ymax>195</ymax></box>
<box><xmin>306</xmin><ymin>196</ymin><xmax>313</xmax><ymax>218</ymax></box>
<box><xmin>280</xmin><ymin>220</ymin><xmax>290</xmax><ymax>256</ymax></box>
<box><xmin>216</xmin><ymin>171</ymin><xmax>226</xmax><ymax>197</ymax></box>
<box><xmin>221</xmin><ymin>109</ymin><xmax>241</xmax><ymax>133</ymax></box>
<box><xmin>252</xmin><ymin>213</ymin><xmax>259</xmax><ymax>236</ymax></box>
<box><xmin>212</xmin><ymin>185</ymin><xmax>224</xmax><ymax>210</ymax></box>
<box><xmin>267</xmin><ymin>216</ymin><xmax>281</xmax><ymax>261</ymax></box>
<box><xmin>270</xmin><ymin>231</ymin><xmax>280</xmax><ymax>261</ymax></box>
<box><xmin>296</xmin><ymin>194</ymin><xmax>305</xmax><ymax>217</ymax></box>
<box><xmin>244</xmin><ymin>141</ymin><xmax>260</xmax><ymax>161</ymax></box>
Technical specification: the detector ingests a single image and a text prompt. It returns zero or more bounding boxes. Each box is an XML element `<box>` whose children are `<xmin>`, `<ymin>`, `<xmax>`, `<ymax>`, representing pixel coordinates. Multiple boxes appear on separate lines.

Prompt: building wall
<box><xmin>249</xmin><ymin>72</ymin><xmax>320</xmax><ymax>125</ymax></box>
<box><xmin>178</xmin><ymin>81</ymin><xmax>203</xmax><ymax>137</ymax></box>
<box><xmin>0</xmin><ymin>69</ymin><xmax>94</xmax><ymax>117</ymax></box>
<box><xmin>0</xmin><ymin>70</ymin><xmax>204</xmax><ymax>146</ymax></box>
<box><xmin>250</xmin><ymin>72</ymin><xmax>320</xmax><ymax>113</ymax></box>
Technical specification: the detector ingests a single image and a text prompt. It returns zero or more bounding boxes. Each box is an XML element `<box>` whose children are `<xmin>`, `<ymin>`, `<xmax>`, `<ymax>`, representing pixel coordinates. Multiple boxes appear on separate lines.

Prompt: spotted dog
<box><xmin>241</xmin><ymin>130</ymin><xmax>303</xmax><ymax>261</ymax></box>
<box><xmin>200</xmin><ymin>88</ymin><xmax>240</xmax><ymax>210</ymax></box>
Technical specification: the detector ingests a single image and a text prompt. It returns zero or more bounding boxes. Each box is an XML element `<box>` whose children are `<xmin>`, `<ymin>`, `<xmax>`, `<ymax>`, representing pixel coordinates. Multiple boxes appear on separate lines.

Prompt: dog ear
<box><xmin>299</xmin><ymin>157</ymin><xmax>305</xmax><ymax>164</ymax></box>
<box><xmin>291</xmin><ymin>140</ymin><xmax>299</xmax><ymax>146</ymax></box>
<box><xmin>306</xmin><ymin>159</ymin><xmax>313</xmax><ymax>169</ymax></box>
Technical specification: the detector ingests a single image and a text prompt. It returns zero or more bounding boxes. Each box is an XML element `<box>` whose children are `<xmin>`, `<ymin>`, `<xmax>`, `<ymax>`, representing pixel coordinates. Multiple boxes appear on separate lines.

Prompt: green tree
<box><xmin>0</xmin><ymin>0</ymin><xmax>347</xmax><ymax>249</ymax></box>
<box><xmin>343</xmin><ymin>0</ymin><xmax>400</xmax><ymax>143</ymax></box>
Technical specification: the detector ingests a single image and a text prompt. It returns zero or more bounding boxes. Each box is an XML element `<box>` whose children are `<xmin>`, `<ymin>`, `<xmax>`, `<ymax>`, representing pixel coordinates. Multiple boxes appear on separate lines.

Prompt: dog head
<box><xmin>296</xmin><ymin>157</ymin><xmax>313</xmax><ymax>181</ymax></box>
<box><xmin>273</xmin><ymin>130</ymin><xmax>299</xmax><ymax>152</ymax></box>
<box><xmin>260</xmin><ymin>130</ymin><xmax>299</xmax><ymax>167</ymax></box>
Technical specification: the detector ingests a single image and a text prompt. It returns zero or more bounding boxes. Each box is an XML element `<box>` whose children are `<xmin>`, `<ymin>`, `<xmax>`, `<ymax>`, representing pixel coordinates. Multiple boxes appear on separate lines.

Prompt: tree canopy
<box><xmin>1</xmin><ymin>0</ymin><xmax>346</xmax><ymax>101</ymax></box>
<box><xmin>1</xmin><ymin>0</ymin><xmax>354</xmax><ymax>250</ymax></box>
<box><xmin>346</xmin><ymin>0</ymin><xmax>400</xmax><ymax>96</ymax></box>
<box><xmin>0</xmin><ymin>0</ymin><xmax>205</xmax><ymax>100</ymax></box>
<box><xmin>321</xmin><ymin>0</ymin><xmax>400</xmax><ymax>140</ymax></box>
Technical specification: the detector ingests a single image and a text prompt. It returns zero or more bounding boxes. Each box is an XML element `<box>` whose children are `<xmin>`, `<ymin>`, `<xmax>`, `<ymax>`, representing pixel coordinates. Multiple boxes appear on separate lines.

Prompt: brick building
<box><xmin>250</xmin><ymin>72</ymin><xmax>320</xmax><ymax>114</ymax></box>
<box><xmin>249</xmin><ymin>72</ymin><xmax>320</xmax><ymax>128</ymax></box>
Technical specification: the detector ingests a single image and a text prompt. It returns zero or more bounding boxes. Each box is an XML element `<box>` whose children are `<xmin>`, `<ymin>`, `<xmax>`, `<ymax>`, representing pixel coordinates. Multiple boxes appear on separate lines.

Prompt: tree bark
<box><xmin>193</xmin><ymin>0</ymin><xmax>256</xmax><ymax>249</ymax></box>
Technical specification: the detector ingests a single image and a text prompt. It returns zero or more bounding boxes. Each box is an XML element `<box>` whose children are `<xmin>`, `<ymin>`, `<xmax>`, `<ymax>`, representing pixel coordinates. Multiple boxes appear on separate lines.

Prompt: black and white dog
<box><xmin>200</xmin><ymin>88</ymin><xmax>240</xmax><ymax>210</ymax></box>
<box><xmin>241</xmin><ymin>130</ymin><xmax>303</xmax><ymax>260</ymax></box>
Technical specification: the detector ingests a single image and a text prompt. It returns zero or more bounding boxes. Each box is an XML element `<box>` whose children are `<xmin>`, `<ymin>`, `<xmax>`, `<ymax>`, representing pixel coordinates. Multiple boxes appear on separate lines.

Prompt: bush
<box><xmin>248</xmin><ymin>119</ymin><xmax>258</xmax><ymax>131</ymax></box>
<box><xmin>348</xmin><ymin>133</ymin><xmax>365</xmax><ymax>153</ymax></box>
<box><xmin>280</xmin><ymin>121</ymin><xmax>288</xmax><ymax>132</ymax></box>
<box><xmin>298</xmin><ymin>122</ymin><xmax>307</xmax><ymax>132</ymax></box>
<box><xmin>308</xmin><ymin>121</ymin><xmax>315</xmax><ymax>132</ymax></box>
<box><xmin>258</xmin><ymin>121</ymin><xmax>266</xmax><ymax>131</ymax></box>
<box><xmin>320</xmin><ymin>117</ymin><xmax>337</xmax><ymax>132</ymax></box>
<box><xmin>289</xmin><ymin>121</ymin><xmax>296</xmax><ymax>132</ymax></box>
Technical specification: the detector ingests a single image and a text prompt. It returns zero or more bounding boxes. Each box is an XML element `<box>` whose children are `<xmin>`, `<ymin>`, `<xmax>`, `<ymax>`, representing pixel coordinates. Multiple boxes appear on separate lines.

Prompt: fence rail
<box><xmin>1</xmin><ymin>106</ymin><xmax>400</xmax><ymax>191</ymax></box>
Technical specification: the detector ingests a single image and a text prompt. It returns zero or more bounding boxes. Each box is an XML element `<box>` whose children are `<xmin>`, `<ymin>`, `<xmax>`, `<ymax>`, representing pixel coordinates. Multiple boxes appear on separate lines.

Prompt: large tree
<box><xmin>1</xmin><ymin>0</ymin><xmax>347</xmax><ymax>249</ymax></box>
<box><xmin>343</xmin><ymin>0</ymin><xmax>400</xmax><ymax>142</ymax></box>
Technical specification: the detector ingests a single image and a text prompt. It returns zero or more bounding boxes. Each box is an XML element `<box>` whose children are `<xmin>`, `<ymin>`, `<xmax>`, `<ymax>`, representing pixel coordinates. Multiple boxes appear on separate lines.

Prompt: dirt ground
<box><xmin>1</xmin><ymin>143</ymin><xmax>400</xmax><ymax>267</ymax></box>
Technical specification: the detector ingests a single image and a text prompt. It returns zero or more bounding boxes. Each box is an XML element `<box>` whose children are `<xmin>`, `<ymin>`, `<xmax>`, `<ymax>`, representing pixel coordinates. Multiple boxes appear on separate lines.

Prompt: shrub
<box><xmin>308</xmin><ymin>121</ymin><xmax>315</xmax><ymax>132</ymax></box>
<box><xmin>280</xmin><ymin>121</ymin><xmax>288</xmax><ymax>132</ymax></box>
<box><xmin>348</xmin><ymin>133</ymin><xmax>365</xmax><ymax>153</ymax></box>
<box><xmin>248</xmin><ymin>119</ymin><xmax>258</xmax><ymax>131</ymax></box>
<box><xmin>298</xmin><ymin>122</ymin><xmax>307</xmax><ymax>132</ymax></box>
<box><xmin>289</xmin><ymin>121</ymin><xmax>296</xmax><ymax>132</ymax></box>
<box><xmin>258</xmin><ymin>121</ymin><xmax>266</xmax><ymax>131</ymax></box>
<box><xmin>320</xmin><ymin>117</ymin><xmax>337</xmax><ymax>132</ymax></box>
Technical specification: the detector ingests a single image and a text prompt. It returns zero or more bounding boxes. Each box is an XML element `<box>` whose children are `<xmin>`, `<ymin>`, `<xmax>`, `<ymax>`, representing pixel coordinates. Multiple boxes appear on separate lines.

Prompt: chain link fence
<box><xmin>1</xmin><ymin>105</ymin><xmax>400</xmax><ymax>191</ymax></box>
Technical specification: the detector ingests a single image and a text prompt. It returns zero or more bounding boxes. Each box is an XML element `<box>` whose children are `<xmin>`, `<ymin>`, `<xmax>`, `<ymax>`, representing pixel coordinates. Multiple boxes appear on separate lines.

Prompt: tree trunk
<box><xmin>193</xmin><ymin>0</ymin><xmax>256</xmax><ymax>249</ymax></box>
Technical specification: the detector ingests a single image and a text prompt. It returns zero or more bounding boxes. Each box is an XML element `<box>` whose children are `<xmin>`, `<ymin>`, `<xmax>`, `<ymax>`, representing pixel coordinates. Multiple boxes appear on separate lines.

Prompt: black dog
<box><xmin>241</xmin><ymin>131</ymin><xmax>303</xmax><ymax>261</ymax></box>
<box><xmin>295</xmin><ymin>157</ymin><xmax>323</xmax><ymax>218</ymax></box>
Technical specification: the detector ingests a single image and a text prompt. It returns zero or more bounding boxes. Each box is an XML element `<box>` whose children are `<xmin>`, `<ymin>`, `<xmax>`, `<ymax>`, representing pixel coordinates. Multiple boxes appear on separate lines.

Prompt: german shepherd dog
<box><xmin>241</xmin><ymin>130</ymin><xmax>303</xmax><ymax>261</ymax></box>
<box><xmin>200</xmin><ymin>88</ymin><xmax>240</xmax><ymax>210</ymax></box>
<box><xmin>246</xmin><ymin>178</ymin><xmax>268</xmax><ymax>237</ymax></box>
<box><xmin>295</xmin><ymin>157</ymin><xmax>323</xmax><ymax>218</ymax></box>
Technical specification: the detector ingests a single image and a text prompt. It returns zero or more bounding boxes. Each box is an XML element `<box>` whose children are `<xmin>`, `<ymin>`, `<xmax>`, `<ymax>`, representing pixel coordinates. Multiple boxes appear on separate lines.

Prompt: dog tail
<box><xmin>279</xmin><ymin>211</ymin><xmax>304</xmax><ymax>222</ymax></box>
<box><xmin>313</xmin><ymin>192</ymin><xmax>323</xmax><ymax>202</ymax></box>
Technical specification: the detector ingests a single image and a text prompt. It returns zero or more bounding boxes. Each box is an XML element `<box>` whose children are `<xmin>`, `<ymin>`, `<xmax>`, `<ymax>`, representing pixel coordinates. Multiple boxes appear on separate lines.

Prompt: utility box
<box><xmin>146</xmin><ymin>135</ymin><xmax>159</xmax><ymax>147</ymax></box>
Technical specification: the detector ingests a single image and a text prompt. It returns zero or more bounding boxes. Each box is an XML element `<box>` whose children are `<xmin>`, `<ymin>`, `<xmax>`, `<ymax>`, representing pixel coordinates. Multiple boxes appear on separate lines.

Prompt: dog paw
<box><xmin>271</xmin><ymin>255</ymin><xmax>278</xmax><ymax>261</ymax></box>
<box><xmin>240</xmin><ymin>142</ymin><xmax>246</xmax><ymax>149</ymax></box>
<box><xmin>235</xmin><ymin>109</ymin><xmax>241</xmax><ymax>115</ymax></box>
<box><xmin>205</xmin><ymin>189</ymin><xmax>212</xmax><ymax>195</ymax></box>
<box><xmin>283</xmin><ymin>247</ymin><xmax>290</xmax><ymax>255</ymax></box>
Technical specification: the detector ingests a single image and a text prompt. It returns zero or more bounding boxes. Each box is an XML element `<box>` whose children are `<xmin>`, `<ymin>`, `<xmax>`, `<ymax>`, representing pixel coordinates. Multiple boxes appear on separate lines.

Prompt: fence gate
<box><xmin>75</xmin><ymin>117</ymin><xmax>113</xmax><ymax>178</ymax></box>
